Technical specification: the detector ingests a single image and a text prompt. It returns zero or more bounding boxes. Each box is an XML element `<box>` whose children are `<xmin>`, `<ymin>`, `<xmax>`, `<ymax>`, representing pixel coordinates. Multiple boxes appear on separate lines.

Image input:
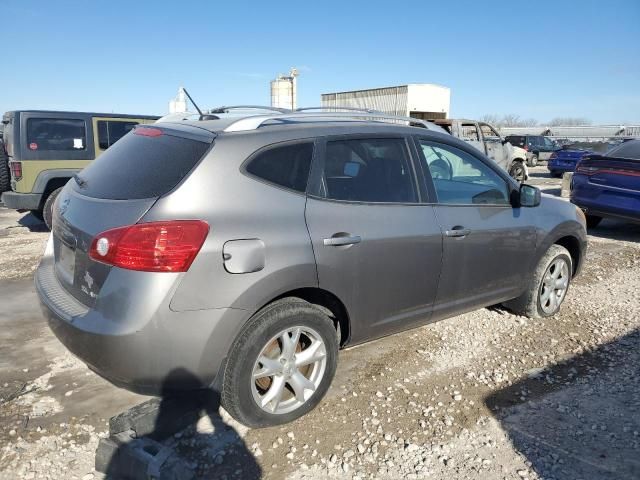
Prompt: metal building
<box><xmin>271</xmin><ymin>68</ymin><xmax>299</xmax><ymax>110</ymax></box>
<box><xmin>321</xmin><ymin>84</ymin><xmax>450</xmax><ymax>119</ymax></box>
<box><xmin>499</xmin><ymin>125</ymin><xmax>640</xmax><ymax>141</ymax></box>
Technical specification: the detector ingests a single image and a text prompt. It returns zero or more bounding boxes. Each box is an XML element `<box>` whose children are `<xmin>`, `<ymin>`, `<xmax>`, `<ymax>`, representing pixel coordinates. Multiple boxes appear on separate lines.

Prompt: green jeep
<box><xmin>1</xmin><ymin>110</ymin><xmax>158</xmax><ymax>228</ymax></box>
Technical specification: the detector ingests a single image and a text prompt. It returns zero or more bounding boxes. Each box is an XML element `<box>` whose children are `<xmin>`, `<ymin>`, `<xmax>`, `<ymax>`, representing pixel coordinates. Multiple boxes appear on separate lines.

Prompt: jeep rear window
<box><xmin>27</xmin><ymin>118</ymin><xmax>86</xmax><ymax>151</ymax></box>
<box><xmin>97</xmin><ymin>120</ymin><xmax>139</xmax><ymax>149</ymax></box>
<box><xmin>71</xmin><ymin>130</ymin><xmax>210</xmax><ymax>199</ymax></box>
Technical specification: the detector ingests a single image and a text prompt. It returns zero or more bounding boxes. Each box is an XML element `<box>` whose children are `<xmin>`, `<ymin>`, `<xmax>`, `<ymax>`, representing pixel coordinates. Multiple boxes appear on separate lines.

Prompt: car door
<box><xmin>479</xmin><ymin>123</ymin><xmax>509</xmax><ymax>170</ymax></box>
<box><xmin>539</xmin><ymin>137</ymin><xmax>558</xmax><ymax>161</ymax></box>
<box><xmin>305</xmin><ymin>135</ymin><xmax>443</xmax><ymax>344</ymax></box>
<box><xmin>458</xmin><ymin>122</ymin><xmax>484</xmax><ymax>154</ymax></box>
<box><xmin>414</xmin><ymin>137</ymin><xmax>537</xmax><ymax>320</ymax></box>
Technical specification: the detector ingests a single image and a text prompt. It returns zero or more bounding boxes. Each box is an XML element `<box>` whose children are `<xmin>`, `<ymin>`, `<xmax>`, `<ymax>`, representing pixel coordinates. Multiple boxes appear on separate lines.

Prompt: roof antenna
<box><xmin>181</xmin><ymin>87</ymin><xmax>204</xmax><ymax>119</ymax></box>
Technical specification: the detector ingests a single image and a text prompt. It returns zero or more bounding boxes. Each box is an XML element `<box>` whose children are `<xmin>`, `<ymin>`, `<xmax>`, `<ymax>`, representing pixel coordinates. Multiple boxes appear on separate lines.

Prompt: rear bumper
<box><xmin>1</xmin><ymin>191</ymin><xmax>42</xmax><ymax>210</ymax></box>
<box><xmin>36</xmin><ymin>256</ymin><xmax>249</xmax><ymax>395</ymax></box>
<box><xmin>547</xmin><ymin>163</ymin><xmax>575</xmax><ymax>174</ymax></box>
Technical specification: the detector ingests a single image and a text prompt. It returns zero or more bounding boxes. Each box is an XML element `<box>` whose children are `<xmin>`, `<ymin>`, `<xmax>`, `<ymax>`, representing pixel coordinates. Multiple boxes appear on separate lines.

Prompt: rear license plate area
<box><xmin>56</xmin><ymin>242</ymin><xmax>76</xmax><ymax>285</ymax></box>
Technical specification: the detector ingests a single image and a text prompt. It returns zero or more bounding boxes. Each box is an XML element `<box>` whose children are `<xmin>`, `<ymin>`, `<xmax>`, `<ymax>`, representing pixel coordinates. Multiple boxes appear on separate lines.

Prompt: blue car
<box><xmin>571</xmin><ymin>140</ymin><xmax>640</xmax><ymax>228</ymax></box>
<box><xmin>547</xmin><ymin>147</ymin><xmax>593</xmax><ymax>177</ymax></box>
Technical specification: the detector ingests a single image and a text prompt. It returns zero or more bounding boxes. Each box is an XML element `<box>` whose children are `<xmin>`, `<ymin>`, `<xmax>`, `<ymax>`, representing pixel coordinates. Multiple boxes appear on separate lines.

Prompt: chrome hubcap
<box><xmin>251</xmin><ymin>326</ymin><xmax>327</xmax><ymax>415</ymax></box>
<box><xmin>540</xmin><ymin>257</ymin><xmax>569</xmax><ymax>314</ymax></box>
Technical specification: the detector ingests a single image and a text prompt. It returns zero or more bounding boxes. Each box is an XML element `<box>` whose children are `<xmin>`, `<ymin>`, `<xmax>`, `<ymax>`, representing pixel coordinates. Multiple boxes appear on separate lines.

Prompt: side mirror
<box><xmin>518</xmin><ymin>184</ymin><xmax>541</xmax><ymax>207</ymax></box>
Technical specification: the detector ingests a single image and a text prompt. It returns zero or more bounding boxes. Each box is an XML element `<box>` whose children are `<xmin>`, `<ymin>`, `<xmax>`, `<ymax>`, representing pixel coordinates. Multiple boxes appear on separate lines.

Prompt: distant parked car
<box><xmin>548</xmin><ymin>146</ymin><xmax>594</xmax><ymax>177</ymax></box>
<box><xmin>0</xmin><ymin>110</ymin><xmax>159</xmax><ymax>228</ymax></box>
<box><xmin>433</xmin><ymin>120</ymin><xmax>529</xmax><ymax>182</ymax></box>
<box><xmin>504</xmin><ymin>135</ymin><xmax>560</xmax><ymax>167</ymax></box>
<box><xmin>571</xmin><ymin>139</ymin><xmax>640</xmax><ymax>228</ymax></box>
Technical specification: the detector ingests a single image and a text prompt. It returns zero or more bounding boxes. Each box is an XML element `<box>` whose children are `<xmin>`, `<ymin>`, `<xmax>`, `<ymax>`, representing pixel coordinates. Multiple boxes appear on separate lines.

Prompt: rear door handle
<box><xmin>445</xmin><ymin>227</ymin><xmax>471</xmax><ymax>238</ymax></box>
<box><xmin>323</xmin><ymin>235</ymin><xmax>362</xmax><ymax>247</ymax></box>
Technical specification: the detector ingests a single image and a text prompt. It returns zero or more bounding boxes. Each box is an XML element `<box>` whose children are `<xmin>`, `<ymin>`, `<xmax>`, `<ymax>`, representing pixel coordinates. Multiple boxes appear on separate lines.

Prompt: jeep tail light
<box><xmin>89</xmin><ymin>220</ymin><xmax>209</xmax><ymax>272</ymax></box>
<box><xmin>549</xmin><ymin>153</ymin><xmax>558</xmax><ymax>160</ymax></box>
<box><xmin>10</xmin><ymin>161</ymin><xmax>22</xmax><ymax>181</ymax></box>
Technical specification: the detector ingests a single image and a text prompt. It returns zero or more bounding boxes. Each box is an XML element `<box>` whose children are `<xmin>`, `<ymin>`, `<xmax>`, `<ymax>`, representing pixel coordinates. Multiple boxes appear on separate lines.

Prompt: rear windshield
<box><xmin>72</xmin><ymin>130</ymin><xmax>210</xmax><ymax>199</ymax></box>
<box><xmin>505</xmin><ymin>136</ymin><xmax>525</xmax><ymax>147</ymax></box>
<box><xmin>606</xmin><ymin>141</ymin><xmax>640</xmax><ymax>160</ymax></box>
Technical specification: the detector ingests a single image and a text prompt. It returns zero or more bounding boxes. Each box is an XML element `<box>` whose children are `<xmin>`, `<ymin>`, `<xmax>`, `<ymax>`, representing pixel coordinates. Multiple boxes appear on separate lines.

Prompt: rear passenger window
<box><xmin>26</xmin><ymin>118</ymin><xmax>86</xmax><ymax>151</ymax></box>
<box><xmin>97</xmin><ymin>121</ymin><xmax>139</xmax><ymax>149</ymax></box>
<box><xmin>245</xmin><ymin>142</ymin><xmax>313</xmax><ymax>193</ymax></box>
<box><xmin>320</xmin><ymin>138</ymin><xmax>417</xmax><ymax>203</ymax></box>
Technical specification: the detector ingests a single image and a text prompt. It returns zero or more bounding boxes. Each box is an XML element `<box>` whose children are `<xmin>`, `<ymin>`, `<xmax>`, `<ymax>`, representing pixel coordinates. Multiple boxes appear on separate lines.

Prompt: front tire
<box><xmin>505</xmin><ymin>245</ymin><xmax>572</xmax><ymax>319</ymax></box>
<box><xmin>509</xmin><ymin>161</ymin><xmax>526</xmax><ymax>183</ymax></box>
<box><xmin>221</xmin><ymin>298</ymin><xmax>338</xmax><ymax>428</ymax></box>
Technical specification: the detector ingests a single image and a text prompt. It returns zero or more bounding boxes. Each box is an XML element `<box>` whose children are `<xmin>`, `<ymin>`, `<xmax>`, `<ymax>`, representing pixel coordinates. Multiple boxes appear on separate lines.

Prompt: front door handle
<box><xmin>323</xmin><ymin>235</ymin><xmax>362</xmax><ymax>247</ymax></box>
<box><xmin>445</xmin><ymin>227</ymin><xmax>471</xmax><ymax>238</ymax></box>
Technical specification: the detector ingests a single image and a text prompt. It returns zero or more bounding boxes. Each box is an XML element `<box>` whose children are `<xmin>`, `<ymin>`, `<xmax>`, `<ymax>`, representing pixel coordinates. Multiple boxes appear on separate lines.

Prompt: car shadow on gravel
<box><xmin>17</xmin><ymin>211</ymin><xmax>48</xmax><ymax>232</ymax></box>
<box><xmin>587</xmin><ymin>219</ymin><xmax>640</xmax><ymax>243</ymax></box>
<box><xmin>104</xmin><ymin>369</ymin><xmax>262</xmax><ymax>479</ymax></box>
<box><xmin>485</xmin><ymin>329</ymin><xmax>640</xmax><ymax>480</ymax></box>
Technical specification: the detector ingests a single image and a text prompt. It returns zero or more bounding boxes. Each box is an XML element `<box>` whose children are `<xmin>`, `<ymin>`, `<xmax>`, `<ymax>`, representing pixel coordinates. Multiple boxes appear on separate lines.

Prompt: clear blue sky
<box><xmin>2</xmin><ymin>0</ymin><xmax>639</xmax><ymax>123</ymax></box>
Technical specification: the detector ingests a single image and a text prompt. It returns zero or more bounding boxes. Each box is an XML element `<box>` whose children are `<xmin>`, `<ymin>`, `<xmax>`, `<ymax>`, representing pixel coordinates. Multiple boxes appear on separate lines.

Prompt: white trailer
<box><xmin>321</xmin><ymin>84</ymin><xmax>450</xmax><ymax>120</ymax></box>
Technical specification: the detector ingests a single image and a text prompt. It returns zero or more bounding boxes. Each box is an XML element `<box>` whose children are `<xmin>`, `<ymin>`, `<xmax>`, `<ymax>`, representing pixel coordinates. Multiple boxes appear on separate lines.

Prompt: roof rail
<box><xmin>295</xmin><ymin>106</ymin><xmax>381</xmax><ymax>113</ymax></box>
<box><xmin>209</xmin><ymin>105</ymin><xmax>291</xmax><ymax>114</ymax></box>
<box><xmin>223</xmin><ymin>111</ymin><xmax>440</xmax><ymax>133</ymax></box>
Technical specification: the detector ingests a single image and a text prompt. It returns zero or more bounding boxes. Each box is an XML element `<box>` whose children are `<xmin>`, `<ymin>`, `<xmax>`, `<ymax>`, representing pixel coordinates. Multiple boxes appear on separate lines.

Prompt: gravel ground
<box><xmin>1</xmin><ymin>169</ymin><xmax>639</xmax><ymax>480</ymax></box>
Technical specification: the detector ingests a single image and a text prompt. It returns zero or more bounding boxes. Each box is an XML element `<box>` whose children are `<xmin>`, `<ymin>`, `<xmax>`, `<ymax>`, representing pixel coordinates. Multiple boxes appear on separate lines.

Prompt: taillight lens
<box><xmin>134</xmin><ymin>127</ymin><xmax>164</xmax><ymax>137</ymax></box>
<box><xmin>9</xmin><ymin>161</ymin><xmax>22</xmax><ymax>180</ymax></box>
<box><xmin>89</xmin><ymin>220</ymin><xmax>209</xmax><ymax>272</ymax></box>
<box><xmin>576</xmin><ymin>164</ymin><xmax>600</xmax><ymax>175</ymax></box>
<box><xmin>523</xmin><ymin>145</ymin><xmax>529</xmax><ymax>151</ymax></box>
<box><xmin>549</xmin><ymin>153</ymin><xmax>558</xmax><ymax>160</ymax></box>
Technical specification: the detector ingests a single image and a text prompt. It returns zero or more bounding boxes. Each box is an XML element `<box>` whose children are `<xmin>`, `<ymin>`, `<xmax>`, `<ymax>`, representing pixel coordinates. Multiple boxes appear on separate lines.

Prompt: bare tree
<box><xmin>480</xmin><ymin>114</ymin><xmax>539</xmax><ymax>127</ymax></box>
<box><xmin>480</xmin><ymin>114</ymin><xmax>500</xmax><ymax>125</ymax></box>
<box><xmin>548</xmin><ymin>117</ymin><xmax>592</xmax><ymax>126</ymax></box>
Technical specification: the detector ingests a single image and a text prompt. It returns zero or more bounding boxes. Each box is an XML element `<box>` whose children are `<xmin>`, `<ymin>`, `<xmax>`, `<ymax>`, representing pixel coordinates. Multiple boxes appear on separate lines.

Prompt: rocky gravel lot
<box><xmin>1</xmin><ymin>169</ymin><xmax>639</xmax><ymax>480</ymax></box>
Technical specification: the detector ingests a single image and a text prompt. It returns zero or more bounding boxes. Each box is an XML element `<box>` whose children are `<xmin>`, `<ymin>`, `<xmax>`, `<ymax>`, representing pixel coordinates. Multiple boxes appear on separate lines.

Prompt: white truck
<box><xmin>432</xmin><ymin>119</ymin><xmax>529</xmax><ymax>182</ymax></box>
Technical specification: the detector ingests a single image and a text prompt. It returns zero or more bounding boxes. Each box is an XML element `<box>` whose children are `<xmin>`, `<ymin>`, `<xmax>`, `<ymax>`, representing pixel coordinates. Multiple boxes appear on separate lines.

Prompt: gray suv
<box><xmin>36</xmin><ymin>111</ymin><xmax>587</xmax><ymax>427</ymax></box>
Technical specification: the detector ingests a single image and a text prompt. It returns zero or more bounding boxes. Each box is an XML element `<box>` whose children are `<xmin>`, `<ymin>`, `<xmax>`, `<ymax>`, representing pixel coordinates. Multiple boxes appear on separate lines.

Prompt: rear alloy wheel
<box><xmin>222</xmin><ymin>298</ymin><xmax>338</xmax><ymax>427</ymax></box>
<box><xmin>586</xmin><ymin>215</ymin><xmax>602</xmax><ymax>229</ymax></box>
<box><xmin>504</xmin><ymin>244</ymin><xmax>572</xmax><ymax>318</ymax></box>
<box><xmin>527</xmin><ymin>154</ymin><xmax>538</xmax><ymax>168</ymax></box>
<box><xmin>509</xmin><ymin>161</ymin><xmax>526</xmax><ymax>183</ymax></box>
<box><xmin>43</xmin><ymin>187</ymin><xmax>63</xmax><ymax>231</ymax></box>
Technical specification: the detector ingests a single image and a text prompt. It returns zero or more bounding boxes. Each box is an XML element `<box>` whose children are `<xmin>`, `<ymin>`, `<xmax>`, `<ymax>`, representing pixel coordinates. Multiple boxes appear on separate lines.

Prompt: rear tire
<box><xmin>0</xmin><ymin>142</ymin><xmax>10</xmax><ymax>194</ymax></box>
<box><xmin>43</xmin><ymin>187</ymin><xmax>63</xmax><ymax>230</ymax></box>
<box><xmin>586</xmin><ymin>215</ymin><xmax>602</xmax><ymax>229</ymax></box>
<box><xmin>221</xmin><ymin>298</ymin><xmax>338</xmax><ymax>428</ymax></box>
<box><xmin>527</xmin><ymin>154</ymin><xmax>538</xmax><ymax>168</ymax></box>
<box><xmin>504</xmin><ymin>244</ymin><xmax>572</xmax><ymax>319</ymax></box>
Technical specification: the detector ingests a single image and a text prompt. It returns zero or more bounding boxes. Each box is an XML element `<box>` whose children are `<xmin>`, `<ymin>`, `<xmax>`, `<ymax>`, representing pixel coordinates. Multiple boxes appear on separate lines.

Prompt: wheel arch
<box><xmin>270</xmin><ymin>288</ymin><xmax>351</xmax><ymax>347</ymax></box>
<box><xmin>553</xmin><ymin>235</ymin><xmax>583</xmax><ymax>276</ymax></box>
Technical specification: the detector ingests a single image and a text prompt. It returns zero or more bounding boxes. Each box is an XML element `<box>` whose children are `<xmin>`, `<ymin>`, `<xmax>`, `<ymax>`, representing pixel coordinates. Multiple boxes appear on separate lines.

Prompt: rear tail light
<box><xmin>549</xmin><ymin>153</ymin><xmax>558</xmax><ymax>160</ymax></box>
<box><xmin>523</xmin><ymin>145</ymin><xmax>528</xmax><ymax>151</ymax></box>
<box><xmin>89</xmin><ymin>220</ymin><xmax>209</xmax><ymax>272</ymax></box>
<box><xmin>576</xmin><ymin>164</ymin><xmax>599</xmax><ymax>174</ymax></box>
<box><xmin>9</xmin><ymin>161</ymin><xmax>22</xmax><ymax>181</ymax></box>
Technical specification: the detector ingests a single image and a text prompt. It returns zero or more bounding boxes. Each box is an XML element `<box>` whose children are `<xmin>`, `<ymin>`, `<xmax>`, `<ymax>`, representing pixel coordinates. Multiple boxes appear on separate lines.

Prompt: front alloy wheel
<box><xmin>539</xmin><ymin>257</ymin><xmax>569</xmax><ymax>315</ymax></box>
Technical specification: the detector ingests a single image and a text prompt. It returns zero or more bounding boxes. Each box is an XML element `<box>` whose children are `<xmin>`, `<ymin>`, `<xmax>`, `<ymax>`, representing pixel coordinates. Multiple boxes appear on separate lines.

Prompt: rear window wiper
<box><xmin>73</xmin><ymin>173</ymin><xmax>87</xmax><ymax>189</ymax></box>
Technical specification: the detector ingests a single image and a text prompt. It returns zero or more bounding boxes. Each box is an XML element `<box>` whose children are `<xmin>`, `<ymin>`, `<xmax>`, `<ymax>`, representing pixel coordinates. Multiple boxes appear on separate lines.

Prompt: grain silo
<box><xmin>271</xmin><ymin>68</ymin><xmax>299</xmax><ymax>110</ymax></box>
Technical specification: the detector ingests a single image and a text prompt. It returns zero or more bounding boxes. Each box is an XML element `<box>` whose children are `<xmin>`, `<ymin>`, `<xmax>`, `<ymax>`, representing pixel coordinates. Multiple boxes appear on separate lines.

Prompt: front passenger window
<box><xmin>419</xmin><ymin>140</ymin><xmax>510</xmax><ymax>205</ymax></box>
